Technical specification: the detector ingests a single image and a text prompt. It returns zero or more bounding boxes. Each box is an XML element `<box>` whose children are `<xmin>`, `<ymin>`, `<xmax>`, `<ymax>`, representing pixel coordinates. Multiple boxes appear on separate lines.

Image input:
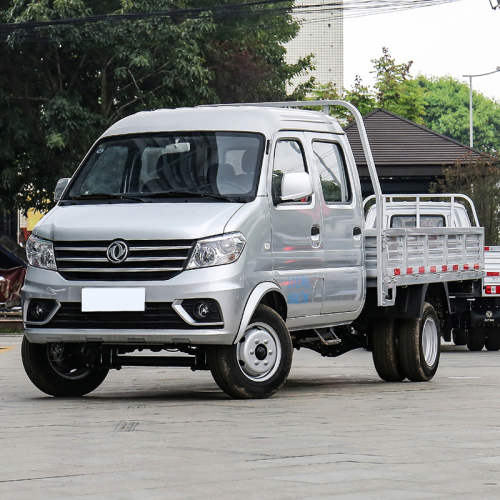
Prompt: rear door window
<box><xmin>312</xmin><ymin>141</ymin><xmax>351</xmax><ymax>204</ymax></box>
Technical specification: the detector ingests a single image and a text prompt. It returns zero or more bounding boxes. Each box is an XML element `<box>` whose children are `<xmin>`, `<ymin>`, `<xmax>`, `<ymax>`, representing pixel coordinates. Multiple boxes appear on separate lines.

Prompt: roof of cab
<box><xmin>101</xmin><ymin>105</ymin><xmax>344</xmax><ymax>139</ymax></box>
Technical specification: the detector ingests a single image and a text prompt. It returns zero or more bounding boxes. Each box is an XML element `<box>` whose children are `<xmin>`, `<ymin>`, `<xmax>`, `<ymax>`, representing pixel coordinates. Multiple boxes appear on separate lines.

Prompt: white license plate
<box><xmin>81</xmin><ymin>288</ymin><xmax>146</xmax><ymax>312</ymax></box>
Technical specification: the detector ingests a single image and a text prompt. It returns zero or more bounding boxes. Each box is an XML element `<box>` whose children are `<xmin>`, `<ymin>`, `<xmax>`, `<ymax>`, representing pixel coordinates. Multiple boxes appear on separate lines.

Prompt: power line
<box><xmin>0</xmin><ymin>0</ymin><xmax>462</xmax><ymax>43</ymax></box>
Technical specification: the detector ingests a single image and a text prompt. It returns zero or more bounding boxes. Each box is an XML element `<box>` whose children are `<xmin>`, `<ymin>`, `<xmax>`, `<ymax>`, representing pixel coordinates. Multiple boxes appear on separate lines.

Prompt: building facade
<box><xmin>286</xmin><ymin>0</ymin><xmax>344</xmax><ymax>90</ymax></box>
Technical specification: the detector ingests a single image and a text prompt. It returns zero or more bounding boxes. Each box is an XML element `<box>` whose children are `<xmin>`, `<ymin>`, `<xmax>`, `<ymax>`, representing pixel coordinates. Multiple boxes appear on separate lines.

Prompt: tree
<box><xmin>371</xmin><ymin>47</ymin><xmax>426</xmax><ymax>124</ymax></box>
<box><xmin>417</xmin><ymin>75</ymin><xmax>500</xmax><ymax>153</ymax></box>
<box><xmin>312</xmin><ymin>48</ymin><xmax>426</xmax><ymax>124</ymax></box>
<box><xmin>0</xmin><ymin>0</ymin><xmax>312</xmax><ymax>212</ymax></box>
<box><xmin>431</xmin><ymin>153</ymin><xmax>500</xmax><ymax>245</ymax></box>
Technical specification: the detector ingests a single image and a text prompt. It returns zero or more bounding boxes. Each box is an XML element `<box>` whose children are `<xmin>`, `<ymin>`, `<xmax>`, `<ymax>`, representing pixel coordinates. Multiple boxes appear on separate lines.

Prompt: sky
<box><xmin>343</xmin><ymin>0</ymin><xmax>500</xmax><ymax>101</ymax></box>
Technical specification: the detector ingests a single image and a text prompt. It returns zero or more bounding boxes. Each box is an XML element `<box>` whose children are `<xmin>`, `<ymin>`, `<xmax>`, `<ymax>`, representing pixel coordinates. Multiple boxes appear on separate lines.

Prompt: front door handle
<box><xmin>353</xmin><ymin>226</ymin><xmax>362</xmax><ymax>236</ymax></box>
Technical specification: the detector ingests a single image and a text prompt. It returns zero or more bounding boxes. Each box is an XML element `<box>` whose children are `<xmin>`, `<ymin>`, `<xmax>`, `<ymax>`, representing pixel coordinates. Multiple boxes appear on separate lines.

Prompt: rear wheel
<box><xmin>485</xmin><ymin>327</ymin><xmax>500</xmax><ymax>351</ymax></box>
<box><xmin>467</xmin><ymin>327</ymin><xmax>485</xmax><ymax>351</ymax></box>
<box><xmin>398</xmin><ymin>303</ymin><xmax>440</xmax><ymax>382</ymax></box>
<box><xmin>22</xmin><ymin>337</ymin><xmax>108</xmax><ymax>397</ymax></box>
<box><xmin>208</xmin><ymin>305</ymin><xmax>293</xmax><ymax>399</ymax></box>
<box><xmin>372</xmin><ymin>319</ymin><xmax>406</xmax><ymax>382</ymax></box>
<box><xmin>453</xmin><ymin>329</ymin><xmax>468</xmax><ymax>346</ymax></box>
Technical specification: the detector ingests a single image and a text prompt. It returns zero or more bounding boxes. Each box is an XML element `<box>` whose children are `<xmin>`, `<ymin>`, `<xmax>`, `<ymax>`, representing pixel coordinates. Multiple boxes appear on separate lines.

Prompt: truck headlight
<box><xmin>187</xmin><ymin>232</ymin><xmax>246</xmax><ymax>270</ymax></box>
<box><xmin>26</xmin><ymin>235</ymin><xmax>57</xmax><ymax>271</ymax></box>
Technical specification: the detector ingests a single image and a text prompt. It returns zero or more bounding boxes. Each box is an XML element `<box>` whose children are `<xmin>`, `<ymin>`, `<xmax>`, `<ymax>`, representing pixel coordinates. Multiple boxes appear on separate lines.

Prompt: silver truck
<box><xmin>21</xmin><ymin>101</ymin><xmax>485</xmax><ymax>399</ymax></box>
<box><xmin>365</xmin><ymin>195</ymin><xmax>500</xmax><ymax>351</ymax></box>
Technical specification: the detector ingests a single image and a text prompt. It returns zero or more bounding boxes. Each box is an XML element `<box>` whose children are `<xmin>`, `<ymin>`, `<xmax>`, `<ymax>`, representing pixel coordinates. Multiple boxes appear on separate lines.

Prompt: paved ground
<box><xmin>1</xmin><ymin>335</ymin><xmax>500</xmax><ymax>500</ymax></box>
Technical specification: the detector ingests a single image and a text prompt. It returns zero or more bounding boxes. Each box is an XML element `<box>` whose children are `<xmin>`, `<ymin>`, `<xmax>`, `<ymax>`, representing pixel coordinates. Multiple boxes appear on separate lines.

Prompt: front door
<box><xmin>270</xmin><ymin>132</ymin><xmax>324</xmax><ymax>318</ymax></box>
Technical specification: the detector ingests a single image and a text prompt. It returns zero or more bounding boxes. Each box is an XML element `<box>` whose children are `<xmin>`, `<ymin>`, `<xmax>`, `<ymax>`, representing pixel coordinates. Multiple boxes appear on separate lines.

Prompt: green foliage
<box><xmin>431</xmin><ymin>153</ymin><xmax>500</xmax><ymax>245</ymax></box>
<box><xmin>371</xmin><ymin>47</ymin><xmax>426</xmax><ymax>124</ymax></box>
<box><xmin>312</xmin><ymin>48</ymin><xmax>426</xmax><ymax>124</ymax></box>
<box><xmin>417</xmin><ymin>75</ymin><xmax>500</xmax><ymax>153</ymax></box>
<box><xmin>0</xmin><ymin>0</ymin><xmax>311</xmax><ymax>212</ymax></box>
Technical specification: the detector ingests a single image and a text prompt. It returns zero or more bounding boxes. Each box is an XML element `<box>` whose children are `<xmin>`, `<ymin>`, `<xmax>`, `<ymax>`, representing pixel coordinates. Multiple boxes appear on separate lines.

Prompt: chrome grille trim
<box><xmin>53</xmin><ymin>239</ymin><xmax>194</xmax><ymax>281</ymax></box>
<box><xmin>57</xmin><ymin>257</ymin><xmax>186</xmax><ymax>262</ymax></box>
<box><xmin>60</xmin><ymin>267</ymin><xmax>184</xmax><ymax>272</ymax></box>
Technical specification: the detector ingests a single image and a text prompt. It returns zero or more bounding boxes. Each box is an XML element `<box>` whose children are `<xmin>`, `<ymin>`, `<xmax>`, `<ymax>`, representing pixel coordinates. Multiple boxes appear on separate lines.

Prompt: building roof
<box><xmin>344</xmin><ymin>109</ymin><xmax>481</xmax><ymax>168</ymax></box>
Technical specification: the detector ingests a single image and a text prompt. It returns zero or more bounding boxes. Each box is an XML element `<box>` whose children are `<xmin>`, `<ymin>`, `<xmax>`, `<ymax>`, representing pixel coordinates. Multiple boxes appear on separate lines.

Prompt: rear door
<box><xmin>305</xmin><ymin>133</ymin><xmax>365</xmax><ymax>314</ymax></box>
<box><xmin>270</xmin><ymin>132</ymin><xmax>324</xmax><ymax>318</ymax></box>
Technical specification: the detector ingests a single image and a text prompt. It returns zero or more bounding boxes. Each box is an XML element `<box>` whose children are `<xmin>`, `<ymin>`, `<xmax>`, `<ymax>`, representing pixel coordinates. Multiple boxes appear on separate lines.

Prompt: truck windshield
<box><xmin>66</xmin><ymin>132</ymin><xmax>265</xmax><ymax>202</ymax></box>
<box><xmin>391</xmin><ymin>215</ymin><xmax>445</xmax><ymax>228</ymax></box>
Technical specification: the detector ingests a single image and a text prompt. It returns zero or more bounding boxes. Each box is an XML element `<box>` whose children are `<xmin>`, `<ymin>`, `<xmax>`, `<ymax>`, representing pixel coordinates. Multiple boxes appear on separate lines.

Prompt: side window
<box><xmin>313</xmin><ymin>141</ymin><xmax>351</xmax><ymax>203</ymax></box>
<box><xmin>272</xmin><ymin>139</ymin><xmax>309</xmax><ymax>203</ymax></box>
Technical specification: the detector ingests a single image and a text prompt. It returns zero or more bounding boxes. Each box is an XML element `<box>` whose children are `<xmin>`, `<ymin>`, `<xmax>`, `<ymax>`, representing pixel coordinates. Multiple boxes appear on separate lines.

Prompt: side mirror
<box><xmin>54</xmin><ymin>178</ymin><xmax>70</xmax><ymax>202</ymax></box>
<box><xmin>279</xmin><ymin>172</ymin><xmax>313</xmax><ymax>202</ymax></box>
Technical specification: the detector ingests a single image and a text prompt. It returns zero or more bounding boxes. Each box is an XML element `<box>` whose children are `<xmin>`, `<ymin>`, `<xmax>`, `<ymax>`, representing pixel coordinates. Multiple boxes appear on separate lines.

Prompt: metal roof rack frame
<box><xmin>209</xmin><ymin>100</ymin><xmax>388</xmax><ymax>305</ymax></box>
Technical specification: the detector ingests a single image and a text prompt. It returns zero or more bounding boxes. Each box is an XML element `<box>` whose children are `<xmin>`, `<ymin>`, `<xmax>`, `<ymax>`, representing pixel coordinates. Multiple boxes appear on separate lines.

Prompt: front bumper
<box><xmin>23</xmin><ymin>262</ymin><xmax>251</xmax><ymax>345</ymax></box>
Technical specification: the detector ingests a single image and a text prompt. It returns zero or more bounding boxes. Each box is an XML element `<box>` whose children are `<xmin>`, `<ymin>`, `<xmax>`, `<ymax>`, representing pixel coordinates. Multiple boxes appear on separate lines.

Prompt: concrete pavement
<box><xmin>1</xmin><ymin>334</ymin><xmax>500</xmax><ymax>499</ymax></box>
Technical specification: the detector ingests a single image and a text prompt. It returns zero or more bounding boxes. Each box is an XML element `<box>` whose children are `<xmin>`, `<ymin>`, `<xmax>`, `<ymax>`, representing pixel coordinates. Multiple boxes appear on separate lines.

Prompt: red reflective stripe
<box><xmin>442</xmin><ymin>265</ymin><xmax>448</xmax><ymax>272</ymax></box>
<box><xmin>394</xmin><ymin>269</ymin><xmax>401</xmax><ymax>275</ymax></box>
<box><xmin>407</xmin><ymin>267</ymin><xmax>413</xmax><ymax>274</ymax></box>
<box><xmin>430</xmin><ymin>266</ymin><xmax>437</xmax><ymax>273</ymax></box>
<box><xmin>464</xmin><ymin>264</ymin><xmax>469</xmax><ymax>270</ymax></box>
<box><xmin>419</xmin><ymin>266</ymin><xmax>425</xmax><ymax>273</ymax></box>
<box><xmin>474</xmin><ymin>263</ymin><xmax>480</xmax><ymax>270</ymax></box>
<box><xmin>485</xmin><ymin>247</ymin><xmax>490</xmax><ymax>251</ymax></box>
<box><xmin>487</xmin><ymin>272</ymin><xmax>500</xmax><ymax>277</ymax></box>
<box><xmin>453</xmin><ymin>264</ymin><xmax>459</xmax><ymax>271</ymax></box>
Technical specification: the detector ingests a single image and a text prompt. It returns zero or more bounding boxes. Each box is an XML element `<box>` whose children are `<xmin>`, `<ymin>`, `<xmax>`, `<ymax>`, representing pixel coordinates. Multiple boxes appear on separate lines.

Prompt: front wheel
<box><xmin>208</xmin><ymin>305</ymin><xmax>293</xmax><ymax>399</ymax></box>
<box><xmin>21</xmin><ymin>337</ymin><xmax>109</xmax><ymax>397</ymax></box>
<box><xmin>398</xmin><ymin>302</ymin><xmax>440</xmax><ymax>382</ymax></box>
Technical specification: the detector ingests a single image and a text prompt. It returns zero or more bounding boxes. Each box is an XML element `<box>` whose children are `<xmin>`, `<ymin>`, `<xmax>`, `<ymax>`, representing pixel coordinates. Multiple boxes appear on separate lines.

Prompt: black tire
<box><xmin>22</xmin><ymin>337</ymin><xmax>109</xmax><ymax>397</ymax></box>
<box><xmin>371</xmin><ymin>319</ymin><xmax>406</xmax><ymax>382</ymax></box>
<box><xmin>208</xmin><ymin>305</ymin><xmax>293</xmax><ymax>399</ymax></box>
<box><xmin>485</xmin><ymin>328</ymin><xmax>500</xmax><ymax>351</ymax></box>
<box><xmin>453</xmin><ymin>329</ymin><xmax>468</xmax><ymax>346</ymax></box>
<box><xmin>467</xmin><ymin>327</ymin><xmax>485</xmax><ymax>351</ymax></box>
<box><xmin>398</xmin><ymin>302</ymin><xmax>440</xmax><ymax>382</ymax></box>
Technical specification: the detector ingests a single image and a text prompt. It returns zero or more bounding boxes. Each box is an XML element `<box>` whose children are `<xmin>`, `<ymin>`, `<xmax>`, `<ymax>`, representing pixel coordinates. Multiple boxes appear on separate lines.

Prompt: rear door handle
<box><xmin>353</xmin><ymin>226</ymin><xmax>362</xmax><ymax>236</ymax></box>
<box><xmin>311</xmin><ymin>226</ymin><xmax>320</xmax><ymax>247</ymax></box>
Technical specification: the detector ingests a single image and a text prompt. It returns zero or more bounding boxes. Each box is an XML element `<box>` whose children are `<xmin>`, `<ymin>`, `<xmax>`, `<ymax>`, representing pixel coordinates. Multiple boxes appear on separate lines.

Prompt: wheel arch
<box><xmin>233</xmin><ymin>283</ymin><xmax>287</xmax><ymax>343</ymax></box>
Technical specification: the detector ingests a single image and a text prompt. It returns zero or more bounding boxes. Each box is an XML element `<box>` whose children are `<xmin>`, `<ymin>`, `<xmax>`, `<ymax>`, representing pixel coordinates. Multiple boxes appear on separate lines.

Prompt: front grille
<box><xmin>36</xmin><ymin>302</ymin><xmax>221</xmax><ymax>330</ymax></box>
<box><xmin>54</xmin><ymin>239</ymin><xmax>194</xmax><ymax>281</ymax></box>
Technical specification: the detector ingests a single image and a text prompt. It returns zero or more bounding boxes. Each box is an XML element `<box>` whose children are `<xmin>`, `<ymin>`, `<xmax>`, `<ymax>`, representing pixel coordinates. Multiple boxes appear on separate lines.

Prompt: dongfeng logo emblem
<box><xmin>107</xmin><ymin>240</ymin><xmax>128</xmax><ymax>264</ymax></box>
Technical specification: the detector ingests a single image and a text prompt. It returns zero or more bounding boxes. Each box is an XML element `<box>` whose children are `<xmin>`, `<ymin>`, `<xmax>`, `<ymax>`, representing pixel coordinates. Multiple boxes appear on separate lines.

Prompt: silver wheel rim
<box><xmin>237</xmin><ymin>322</ymin><xmax>282</xmax><ymax>382</ymax></box>
<box><xmin>422</xmin><ymin>316</ymin><xmax>439</xmax><ymax>367</ymax></box>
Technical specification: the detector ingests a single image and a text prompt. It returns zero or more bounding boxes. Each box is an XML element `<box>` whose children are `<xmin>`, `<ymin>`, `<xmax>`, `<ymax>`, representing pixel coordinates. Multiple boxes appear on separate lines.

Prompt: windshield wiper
<box><xmin>142</xmin><ymin>190</ymin><xmax>238</xmax><ymax>202</ymax></box>
<box><xmin>71</xmin><ymin>193</ymin><xmax>148</xmax><ymax>203</ymax></box>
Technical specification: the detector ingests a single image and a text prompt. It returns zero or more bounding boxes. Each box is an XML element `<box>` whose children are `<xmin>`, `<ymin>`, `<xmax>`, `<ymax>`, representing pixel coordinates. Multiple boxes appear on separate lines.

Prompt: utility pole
<box><xmin>462</xmin><ymin>67</ymin><xmax>500</xmax><ymax>147</ymax></box>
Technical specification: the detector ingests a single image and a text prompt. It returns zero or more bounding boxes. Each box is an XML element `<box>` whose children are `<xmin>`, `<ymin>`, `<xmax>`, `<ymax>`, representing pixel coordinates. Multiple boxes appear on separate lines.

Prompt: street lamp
<box><xmin>463</xmin><ymin>67</ymin><xmax>500</xmax><ymax>147</ymax></box>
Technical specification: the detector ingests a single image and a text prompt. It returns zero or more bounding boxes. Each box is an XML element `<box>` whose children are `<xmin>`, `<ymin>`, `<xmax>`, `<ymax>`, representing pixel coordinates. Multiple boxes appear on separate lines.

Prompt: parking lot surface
<box><xmin>1</xmin><ymin>335</ymin><xmax>500</xmax><ymax>499</ymax></box>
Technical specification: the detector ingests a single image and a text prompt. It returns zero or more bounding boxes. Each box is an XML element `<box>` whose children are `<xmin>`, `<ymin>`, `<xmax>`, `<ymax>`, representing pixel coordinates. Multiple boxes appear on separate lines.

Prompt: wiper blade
<box><xmin>142</xmin><ymin>190</ymin><xmax>238</xmax><ymax>202</ymax></box>
<box><xmin>71</xmin><ymin>193</ymin><xmax>148</xmax><ymax>203</ymax></box>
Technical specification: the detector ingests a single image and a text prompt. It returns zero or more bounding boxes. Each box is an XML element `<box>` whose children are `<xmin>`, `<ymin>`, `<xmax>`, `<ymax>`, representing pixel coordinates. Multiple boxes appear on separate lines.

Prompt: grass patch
<box><xmin>0</xmin><ymin>328</ymin><xmax>23</xmax><ymax>334</ymax></box>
